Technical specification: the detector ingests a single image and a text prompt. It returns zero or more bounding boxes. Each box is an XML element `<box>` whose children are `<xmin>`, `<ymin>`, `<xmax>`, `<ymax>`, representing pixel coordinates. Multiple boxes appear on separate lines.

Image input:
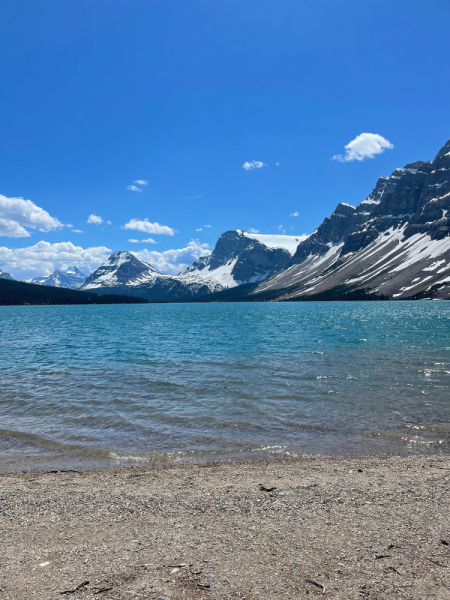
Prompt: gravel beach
<box><xmin>1</xmin><ymin>456</ymin><xmax>449</xmax><ymax>600</ymax></box>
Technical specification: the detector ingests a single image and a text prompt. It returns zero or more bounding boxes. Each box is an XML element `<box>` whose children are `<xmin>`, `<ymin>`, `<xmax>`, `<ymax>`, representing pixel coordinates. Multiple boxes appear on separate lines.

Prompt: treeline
<box><xmin>188</xmin><ymin>282</ymin><xmax>388</xmax><ymax>303</ymax></box>
<box><xmin>0</xmin><ymin>279</ymin><xmax>148</xmax><ymax>306</ymax></box>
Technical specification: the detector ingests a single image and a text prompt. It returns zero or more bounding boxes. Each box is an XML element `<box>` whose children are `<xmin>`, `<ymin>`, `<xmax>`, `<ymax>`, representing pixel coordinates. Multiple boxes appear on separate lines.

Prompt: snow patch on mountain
<box><xmin>240</xmin><ymin>230</ymin><xmax>308</xmax><ymax>254</ymax></box>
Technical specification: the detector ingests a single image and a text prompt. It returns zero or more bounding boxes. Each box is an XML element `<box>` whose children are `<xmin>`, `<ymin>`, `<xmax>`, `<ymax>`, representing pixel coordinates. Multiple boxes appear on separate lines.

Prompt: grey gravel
<box><xmin>0</xmin><ymin>455</ymin><xmax>449</xmax><ymax>599</ymax></box>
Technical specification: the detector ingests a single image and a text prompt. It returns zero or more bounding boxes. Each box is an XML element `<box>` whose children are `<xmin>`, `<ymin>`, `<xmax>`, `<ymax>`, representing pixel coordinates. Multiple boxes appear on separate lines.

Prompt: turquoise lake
<box><xmin>1</xmin><ymin>301</ymin><xmax>449</xmax><ymax>471</ymax></box>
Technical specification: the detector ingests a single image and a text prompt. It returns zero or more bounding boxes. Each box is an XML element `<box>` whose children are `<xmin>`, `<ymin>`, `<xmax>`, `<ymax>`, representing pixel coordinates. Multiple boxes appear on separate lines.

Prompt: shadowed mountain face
<box><xmin>80</xmin><ymin>233</ymin><xmax>293</xmax><ymax>301</ymax></box>
<box><xmin>254</xmin><ymin>139</ymin><xmax>450</xmax><ymax>300</ymax></box>
<box><xmin>30</xmin><ymin>266</ymin><xmax>86</xmax><ymax>290</ymax></box>
<box><xmin>178</xmin><ymin>230</ymin><xmax>291</xmax><ymax>293</ymax></box>
<box><xmin>0</xmin><ymin>268</ymin><xmax>13</xmax><ymax>280</ymax></box>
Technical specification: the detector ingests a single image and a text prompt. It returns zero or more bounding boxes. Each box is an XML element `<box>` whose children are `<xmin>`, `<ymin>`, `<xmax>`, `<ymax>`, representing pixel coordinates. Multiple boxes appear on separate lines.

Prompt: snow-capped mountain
<box><xmin>0</xmin><ymin>268</ymin><xmax>13</xmax><ymax>280</ymax></box>
<box><xmin>80</xmin><ymin>232</ymin><xmax>300</xmax><ymax>301</ymax></box>
<box><xmin>178</xmin><ymin>230</ymin><xmax>294</xmax><ymax>293</ymax></box>
<box><xmin>253</xmin><ymin>138</ymin><xmax>450</xmax><ymax>300</ymax></box>
<box><xmin>29</xmin><ymin>266</ymin><xmax>87</xmax><ymax>290</ymax></box>
<box><xmin>81</xmin><ymin>251</ymin><xmax>192</xmax><ymax>300</ymax></box>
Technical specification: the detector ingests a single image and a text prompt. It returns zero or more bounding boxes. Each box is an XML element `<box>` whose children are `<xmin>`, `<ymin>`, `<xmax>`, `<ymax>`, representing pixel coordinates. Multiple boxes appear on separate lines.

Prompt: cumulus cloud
<box><xmin>249</xmin><ymin>228</ymin><xmax>259</xmax><ymax>233</ymax></box>
<box><xmin>128</xmin><ymin>239</ymin><xmax>140</xmax><ymax>243</ymax></box>
<box><xmin>133</xmin><ymin>239</ymin><xmax>211</xmax><ymax>275</ymax></box>
<box><xmin>0</xmin><ymin>194</ymin><xmax>63</xmax><ymax>238</ymax></box>
<box><xmin>133</xmin><ymin>180</ymin><xmax>148</xmax><ymax>186</ymax></box>
<box><xmin>243</xmin><ymin>161</ymin><xmax>267</xmax><ymax>170</ymax></box>
<box><xmin>123</xmin><ymin>218</ymin><xmax>175</xmax><ymax>236</ymax></box>
<box><xmin>332</xmin><ymin>133</ymin><xmax>393</xmax><ymax>162</ymax></box>
<box><xmin>196</xmin><ymin>228</ymin><xmax>203</xmax><ymax>232</ymax></box>
<box><xmin>290</xmin><ymin>211</ymin><xmax>299</xmax><ymax>217</ymax></box>
<box><xmin>72</xmin><ymin>229</ymin><xmax>84</xmax><ymax>233</ymax></box>
<box><xmin>87</xmin><ymin>214</ymin><xmax>103</xmax><ymax>225</ymax></box>
<box><xmin>127</xmin><ymin>185</ymin><xmax>142</xmax><ymax>192</ymax></box>
<box><xmin>0</xmin><ymin>241</ymin><xmax>111</xmax><ymax>280</ymax></box>
<box><xmin>204</xmin><ymin>224</ymin><xmax>212</xmax><ymax>228</ymax></box>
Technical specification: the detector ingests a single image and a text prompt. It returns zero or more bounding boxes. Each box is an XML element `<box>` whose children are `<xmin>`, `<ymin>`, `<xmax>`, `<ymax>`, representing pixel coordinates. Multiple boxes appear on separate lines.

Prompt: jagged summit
<box><xmin>178</xmin><ymin>229</ymin><xmax>292</xmax><ymax>292</ymax></box>
<box><xmin>435</xmin><ymin>138</ymin><xmax>450</xmax><ymax>160</ymax></box>
<box><xmin>82</xmin><ymin>251</ymin><xmax>163</xmax><ymax>290</ymax></box>
<box><xmin>255</xmin><ymin>137</ymin><xmax>450</xmax><ymax>300</ymax></box>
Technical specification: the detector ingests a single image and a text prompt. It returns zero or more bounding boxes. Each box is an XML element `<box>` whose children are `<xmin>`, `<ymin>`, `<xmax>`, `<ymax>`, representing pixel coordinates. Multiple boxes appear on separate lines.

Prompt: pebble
<box><xmin>157</xmin><ymin>597</ymin><xmax>170</xmax><ymax>600</ymax></box>
<box><xmin>206</xmin><ymin>573</ymin><xmax>215</xmax><ymax>579</ymax></box>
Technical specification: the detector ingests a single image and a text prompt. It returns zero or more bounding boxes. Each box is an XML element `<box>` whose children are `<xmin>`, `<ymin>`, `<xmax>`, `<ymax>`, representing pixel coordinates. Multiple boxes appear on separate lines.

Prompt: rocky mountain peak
<box><xmin>435</xmin><ymin>138</ymin><xmax>450</xmax><ymax>161</ymax></box>
<box><xmin>82</xmin><ymin>250</ymin><xmax>164</xmax><ymax>290</ymax></box>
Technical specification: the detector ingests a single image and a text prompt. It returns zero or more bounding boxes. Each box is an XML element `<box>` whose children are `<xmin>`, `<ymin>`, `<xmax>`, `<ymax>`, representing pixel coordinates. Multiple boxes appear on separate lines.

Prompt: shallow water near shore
<box><xmin>1</xmin><ymin>301</ymin><xmax>449</xmax><ymax>472</ymax></box>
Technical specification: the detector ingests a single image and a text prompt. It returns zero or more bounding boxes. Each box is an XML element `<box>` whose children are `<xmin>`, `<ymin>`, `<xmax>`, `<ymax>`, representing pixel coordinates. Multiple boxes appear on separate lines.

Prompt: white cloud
<box><xmin>128</xmin><ymin>237</ymin><xmax>157</xmax><ymax>244</ymax></box>
<box><xmin>133</xmin><ymin>180</ymin><xmax>148</xmax><ymax>186</ymax></box>
<box><xmin>332</xmin><ymin>133</ymin><xmax>393</xmax><ymax>162</ymax></box>
<box><xmin>276</xmin><ymin>225</ymin><xmax>286</xmax><ymax>234</ymax></box>
<box><xmin>0</xmin><ymin>194</ymin><xmax>63</xmax><ymax>237</ymax></box>
<box><xmin>87</xmin><ymin>214</ymin><xmax>103</xmax><ymax>225</ymax></box>
<box><xmin>66</xmin><ymin>223</ymin><xmax>73</xmax><ymax>228</ymax></box>
<box><xmin>204</xmin><ymin>224</ymin><xmax>212</xmax><ymax>228</ymax></box>
<box><xmin>72</xmin><ymin>229</ymin><xmax>84</xmax><ymax>233</ymax></box>
<box><xmin>133</xmin><ymin>239</ymin><xmax>211</xmax><ymax>275</ymax></box>
<box><xmin>0</xmin><ymin>241</ymin><xmax>111</xmax><ymax>280</ymax></box>
<box><xmin>106</xmin><ymin>220</ymin><xmax>112</xmax><ymax>225</ymax></box>
<box><xmin>290</xmin><ymin>211</ymin><xmax>299</xmax><ymax>217</ymax></box>
<box><xmin>249</xmin><ymin>228</ymin><xmax>259</xmax><ymax>233</ymax></box>
<box><xmin>196</xmin><ymin>228</ymin><xmax>203</xmax><ymax>232</ymax></box>
<box><xmin>243</xmin><ymin>161</ymin><xmax>267</xmax><ymax>170</ymax></box>
<box><xmin>127</xmin><ymin>185</ymin><xmax>142</xmax><ymax>192</ymax></box>
<box><xmin>123</xmin><ymin>218</ymin><xmax>175</xmax><ymax>236</ymax></box>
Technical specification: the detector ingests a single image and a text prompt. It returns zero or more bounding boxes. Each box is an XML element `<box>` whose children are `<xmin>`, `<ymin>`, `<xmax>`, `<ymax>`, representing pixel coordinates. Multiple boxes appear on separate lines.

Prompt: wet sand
<box><xmin>1</xmin><ymin>455</ymin><xmax>449</xmax><ymax>599</ymax></box>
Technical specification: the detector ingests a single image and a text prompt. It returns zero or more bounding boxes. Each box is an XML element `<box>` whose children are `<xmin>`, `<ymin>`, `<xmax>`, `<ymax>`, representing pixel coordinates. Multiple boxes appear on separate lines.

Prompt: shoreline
<box><xmin>2</xmin><ymin>455</ymin><xmax>449</xmax><ymax>599</ymax></box>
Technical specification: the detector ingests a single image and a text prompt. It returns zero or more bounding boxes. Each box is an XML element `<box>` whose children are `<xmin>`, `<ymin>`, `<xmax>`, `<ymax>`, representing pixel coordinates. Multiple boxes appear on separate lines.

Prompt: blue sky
<box><xmin>1</xmin><ymin>0</ymin><xmax>450</xmax><ymax>278</ymax></box>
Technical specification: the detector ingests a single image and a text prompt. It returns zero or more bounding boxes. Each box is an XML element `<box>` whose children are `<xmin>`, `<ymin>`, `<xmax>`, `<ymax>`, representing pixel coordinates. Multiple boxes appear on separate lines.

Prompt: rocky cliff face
<box><xmin>179</xmin><ymin>230</ymin><xmax>291</xmax><ymax>292</ymax></box>
<box><xmin>30</xmin><ymin>266</ymin><xmax>86</xmax><ymax>289</ymax></box>
<box><xmin>255</xmin><ymin>139</ymin><xmax>450</xmax><ymax>300</ymax></box>
<box><xmin>0</xmin><ymin>268</ymin><xmax>13</xmax><ymax>280</ymax></box>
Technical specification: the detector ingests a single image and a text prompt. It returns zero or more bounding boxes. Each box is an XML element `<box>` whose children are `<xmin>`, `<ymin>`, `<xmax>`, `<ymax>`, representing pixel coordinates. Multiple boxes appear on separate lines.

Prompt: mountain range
<box><xmin>80</xmin><ymin>230</ymin><xmax>297</xmax><ymax>301</ymax></box>
<box><xmin>28</xmin><ymin>266</ymin><xmax>87</xmax><ymax>290</ymax></box>
<box><xmin>3</xmin><ymin>138</ymin><xmax>449</xmax><ymax>302</ymax></box>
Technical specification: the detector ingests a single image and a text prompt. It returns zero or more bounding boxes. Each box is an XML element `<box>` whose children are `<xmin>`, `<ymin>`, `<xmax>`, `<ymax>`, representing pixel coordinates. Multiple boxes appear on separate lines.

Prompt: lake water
<box><xmin>1</xmin><ymin>301</ymin><xmax>449</xmax><ymax>472</ymax></box>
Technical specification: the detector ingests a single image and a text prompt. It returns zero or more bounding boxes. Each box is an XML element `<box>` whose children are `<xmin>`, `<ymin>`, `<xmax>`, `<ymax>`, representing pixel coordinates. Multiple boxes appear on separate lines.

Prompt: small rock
<box><xmin>170</xmin><ymin>568</ymin><xmax>180</xmax><ymax>574</ymax></box>
<box><xmin>206</xmin><ymin>573</ymin><xmax>215</xmax><ymax>579</ymax></box>
<box><xmin>157</xmin><ymin>597</ymin><xmax>170</xmax><ymax>600</ymax></box>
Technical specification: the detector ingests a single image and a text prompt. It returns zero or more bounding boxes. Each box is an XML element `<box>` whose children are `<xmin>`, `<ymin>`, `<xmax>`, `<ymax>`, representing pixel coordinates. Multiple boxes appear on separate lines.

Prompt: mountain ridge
<box><xmin>29</xmin><ymin>266</ymin><xmax>87</xmax><ymax>289</ymax></box>
<box><xmin>253</xmin><ymin>138</ymin><xmax>450</xmax><ymax>300</ymax></box>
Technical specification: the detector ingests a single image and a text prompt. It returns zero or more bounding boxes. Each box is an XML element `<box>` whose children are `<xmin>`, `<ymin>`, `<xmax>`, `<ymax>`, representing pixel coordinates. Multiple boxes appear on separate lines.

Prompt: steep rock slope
<box><xmin>0</xmin><ymin>268</ymin><xmax>13</xmax><ymax>280</ymax></box>
<box><xmin>255</xmin><ymin>139</ymin><xmax>450</xmax><ymax>300</ymax></box>
<box><xmin>178</xmin><ymin>230</ymin><xmax>292</xmax><ymax>293</ymax></box>
<box><xmin>29</xmin><ymin>266</ymin><xmax>86</xmax><ymax>289</ymax></box>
